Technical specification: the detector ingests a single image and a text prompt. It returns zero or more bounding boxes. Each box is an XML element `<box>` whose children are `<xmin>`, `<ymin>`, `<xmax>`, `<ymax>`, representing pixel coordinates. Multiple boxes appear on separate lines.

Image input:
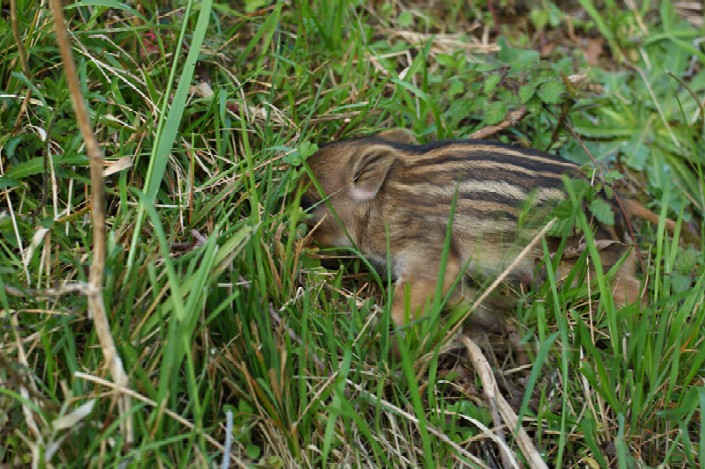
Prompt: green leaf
<box><xmin>246</xmin><ymin>444</ymin><xmax>262</xmax><ymax>460</ymax></box>
<box><xmin>519</xmin><ymin>84</ymin><xmax>536</xmax><ymax>103</ymax></box>
<box><xmin>447</xmin><ymin>98</ymin><xmax>472</xmax><ymax>127</ymax></box>
<box><xmin>285</xmin><ymin>141</ymin><xmax>318</xmax><ymax>166</ymax></box>
<box><xmin>675</xmin><ymin>248</ymin><xmax>699</xmax><ymax>273</ymax></box>
<box><xmin>671</xmin><ymin>271</ymin><xmax>692</xmax><ymax>294</ymax></box>
<box><xmin>497</xmin><ymin>37</ymin><xmax>540</xmax><ymax>70</ymax></box>
<box><xmin>537</xmin><ymin>81</ymin><xmax>565</xmax><ymax>104</ymax></box>
<box><xmin>6</xmin><ymin>157</ymin><xmax>45</xmax><ymax>179</ymax></box>
<box><xmin>530</xmin><ymin>9</ymin><xmax>549</xmax><ymax>31</ymax></box>
<box><xmin>588</xmin><ymin>199</ymin><xmax>615</xmax><ymax>226</ymax></box>
<box><xmin>0</xmin><ymin>176</ymin><xmax>21</xmax><ymax>189</ymax></box>
<box><xmin>449</xmin><ymin>80</ymin><xmax>464</xmax><ymax>97</ymax></box>
<box><xmin>436</xmin><ymin>54</ymin><xmax>457</xmax><ymax>67</ymax></box>
<box><xmin>483</xmin><ymin>75</ymin><xmax>502</xmax><ymax>95</ymax></box>
<box><xmin>127</xmin><ymin>0</ymin><xmax>214</xmax><ymax>270</ymax></box>
<box><xmin>484</xmin><ymin>101</ymin><xmax>507</xmax><ymax>126</ymax></box>
<box><xmin>244</xmin><ymin>0</ymin><xmax>266</xmax><ymax>13</ymax></box>
<box><xmin>398</xmin><ymin>11</ymin><xmax>413</xmax><ymax>28</ymax></box>
<box><xmin>525</xmin><ymin>96</ymin><xmax>545</xmax><ymax>114</ymax></box>
<box><xmin>298</xmin><ymin>141</ymin><xmax>319</xmax><ymax>159</ymax></box>
<box><xmin>66</xmin><ymin>0</ymin><xmax>145</xmax><ymax>21</ymax></box>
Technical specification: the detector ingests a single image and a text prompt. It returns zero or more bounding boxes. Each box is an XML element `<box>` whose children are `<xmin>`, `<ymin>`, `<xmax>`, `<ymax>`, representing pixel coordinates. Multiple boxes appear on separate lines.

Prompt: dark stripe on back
<box><xmin>325</xmin><ymin>136</ymin><xmax>578</xmax><ymax>165</ymax></box>
<box><xmin>405</xmin><ymin>150</ymin><xmax>578</xmax><ymax>175</ymax></box>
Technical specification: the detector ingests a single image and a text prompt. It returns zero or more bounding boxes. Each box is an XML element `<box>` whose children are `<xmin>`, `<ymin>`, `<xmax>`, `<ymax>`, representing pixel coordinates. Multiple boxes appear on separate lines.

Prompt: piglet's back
<box><xmin>370</xmin><ymin>139</ymin><xmax>582</xmax><ymax>274</ymax></box>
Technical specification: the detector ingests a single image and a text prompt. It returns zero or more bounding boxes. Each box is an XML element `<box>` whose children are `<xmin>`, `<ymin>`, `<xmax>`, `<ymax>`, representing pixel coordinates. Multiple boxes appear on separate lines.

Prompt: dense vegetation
<box><xmin>1</xmin><ymin>0</ymin><xmax>704</xmax><ymax>467</ymax></box>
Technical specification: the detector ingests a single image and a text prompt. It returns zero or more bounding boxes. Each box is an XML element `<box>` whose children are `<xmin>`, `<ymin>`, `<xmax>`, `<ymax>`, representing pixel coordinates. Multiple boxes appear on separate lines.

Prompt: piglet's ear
<box><xmin>376</xmin><ymin>128</ymin><xmax>417</xmax><ymax>144</ymax></box>
<box><xmin>348</xmin><ymin>145</ymin><xmax>396</xmax><ymax>200</ymax></box>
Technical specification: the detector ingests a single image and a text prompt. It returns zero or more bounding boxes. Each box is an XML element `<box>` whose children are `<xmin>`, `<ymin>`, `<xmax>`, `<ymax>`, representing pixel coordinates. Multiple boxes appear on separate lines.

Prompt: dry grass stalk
<box><xmin>469</xmin><ymin>106</ymin><xmax>528</xmax><ymax>140</ymax></box>
<box><xmin>463</xmin><ymin>336</ymin><xmax>548</xmax><ymax>469</ymax></box>
<box><xmin>48</xmin><ymin>0</ymin><xmax>133</xmax><ymax>444</ymax></box>
<box><xmin>442</xmin><ymin>219</ymin><xmax>557</xmax><ymax>346</ymax></box>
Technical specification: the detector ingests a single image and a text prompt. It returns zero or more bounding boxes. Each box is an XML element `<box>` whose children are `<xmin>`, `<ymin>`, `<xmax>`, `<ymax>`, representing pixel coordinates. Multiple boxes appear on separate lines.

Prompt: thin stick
<box><xmin>9</xmin><ymin>0</ymin><xmax>30</xmax><ymax>77</ymax></box>
<box><xmin>5</xmin><ymin>282</ymin><xmax>90</xmax><ymax>298</ymax></box>
<box><xmin>469</xmin><ymin>106</ymin><xmax>528</xmax><ymax>140</ymax></box>
<box><xmin>49</xmin><ymin>0</ymin><xmax>132</xmax><ymax>443</ymax></box>
<box><xmin>443</xmin><ymin>219</ymin><xmax>556</xmax><ymax>344</ymax></box>
<box><xmin>463</xmin><ymin>337</ymin><xmax>548</xmax><ymax>469</ymax></box>
<box><xmin>9</xmin><ymin>0</ymin><xmax>33</xmax><ymax>135</ymax></box>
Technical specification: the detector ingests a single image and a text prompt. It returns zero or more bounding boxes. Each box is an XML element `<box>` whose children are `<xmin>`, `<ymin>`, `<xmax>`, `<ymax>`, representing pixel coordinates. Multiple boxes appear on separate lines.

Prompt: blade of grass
<box><xmin>126</xmin><ymin>0</ymin><xmax>213</xmax><ymax>272</ymax></box>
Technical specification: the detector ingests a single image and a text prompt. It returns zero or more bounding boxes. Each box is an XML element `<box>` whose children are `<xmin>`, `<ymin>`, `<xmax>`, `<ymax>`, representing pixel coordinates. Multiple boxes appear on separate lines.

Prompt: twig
<box><xmin>49</xmin><ymin>0</ymin><xmax>133</xmax><ymax>443</ymax></box>
<box><xmin>469</xmin><ymin>106</ymin><xmax>528</xmax><ymax>140</ymax></box>
<box><xmin>9</xmin><ymin>0</ymin><xmax>30</xmax><ymax>78</ymax></box>
<box><xmin>4</xmin><ymin>282</ymin><xmax>90</xmax><ymax>298</ymax></box>
<box><xmin>443</xmin><ymin>219</ymin><xmax>557</xmax><ymax>345</ymax></box>
<box><xmin>9</xmin><ymin>0</ymin><xmax>33</xmax><ymax>135</ymax></box>
<box><xmin>463</xmin><ymin>334</ymin><xmax>517</xmax><ymax>469</ymax></box>
<box><xmin>463</xmin><ymin>337</ymin><xmax>548</xmax><ymax>469</ymax></box>
<box><xmin>330</xmin><ymin>118</ymin><xmax>351</xmax><ymax>141</ymax></box>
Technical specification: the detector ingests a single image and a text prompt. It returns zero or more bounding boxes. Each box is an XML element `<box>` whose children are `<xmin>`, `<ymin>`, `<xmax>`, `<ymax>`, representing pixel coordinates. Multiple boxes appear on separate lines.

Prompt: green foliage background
<box><xmin>1</xmin><ymin>0</ymin><xmax>704</xmax><ymax>467</ymax></box>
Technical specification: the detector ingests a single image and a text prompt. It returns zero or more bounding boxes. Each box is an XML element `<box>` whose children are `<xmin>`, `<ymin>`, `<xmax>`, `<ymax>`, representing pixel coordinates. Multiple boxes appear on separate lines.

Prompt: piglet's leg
<box><xmin>611</xmin><ymin>249</ymin><xmax>644</xmax><ymax>307</ymax></box>
<box><xmin>391</xmin><ymin>253</ymin><xmax>462</xmax><ymax>326</ymax></box>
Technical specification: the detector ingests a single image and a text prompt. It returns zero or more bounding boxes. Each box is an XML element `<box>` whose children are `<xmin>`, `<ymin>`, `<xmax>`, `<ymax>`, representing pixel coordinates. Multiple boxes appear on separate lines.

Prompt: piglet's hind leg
<box><xmin>390</xmin><ymin>254</ymin><xmax>462</xmax><ymax>326</ymax></box>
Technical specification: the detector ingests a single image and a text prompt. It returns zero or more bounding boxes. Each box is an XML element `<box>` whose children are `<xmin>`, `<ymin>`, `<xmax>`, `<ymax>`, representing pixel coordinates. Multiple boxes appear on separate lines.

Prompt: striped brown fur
<box><xmin>301</xmin><ymin>131</ymin><xmax>645</xmax><ymax>326</ymax></box>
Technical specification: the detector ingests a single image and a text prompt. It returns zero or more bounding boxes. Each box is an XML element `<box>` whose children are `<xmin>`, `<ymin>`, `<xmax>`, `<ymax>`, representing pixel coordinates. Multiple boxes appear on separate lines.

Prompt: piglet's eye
<box><xmin>300</xmin><ymin>195</ymin><xmax>316</xmax><ymax>212</ymax></box>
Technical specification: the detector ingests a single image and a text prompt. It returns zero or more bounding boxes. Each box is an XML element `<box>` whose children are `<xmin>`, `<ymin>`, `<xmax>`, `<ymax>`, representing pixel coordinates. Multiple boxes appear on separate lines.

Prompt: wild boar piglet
<box><xmin>301</xmin><ymin>130</ymin><xmax>643</xmax><ymax>326</ymax></box>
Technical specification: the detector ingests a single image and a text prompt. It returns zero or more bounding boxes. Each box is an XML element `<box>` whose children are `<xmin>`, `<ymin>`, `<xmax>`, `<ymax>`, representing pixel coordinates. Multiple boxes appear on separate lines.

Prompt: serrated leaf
<box><xmin>671</xmin><ymin>271</ymin><xmax>692</xmax><ymax>294</ymax></box>
<box><xmin>548</xmin><ymin>216</ymin><xmax>575</xmax><ymax>237</ymax></box>
<box><xmin>675</xmin><ymin>248</ymin><xmax>699</xmax><ymax>273</ymax></box>
<box><xmin>483</xmin><ymin>75</ymin><xmax>502</xmax><ymax>95</ymax></box>
<box><xmin>484</xmin><ymin>101</ymin><xmax>507</xmax><ymax>126</ymax></box>
<box><xmin>525</xmin><ymin>96</ymin><xmax>544</xmax><ymax>114</ymax></box>
<box><xmin>449</xmin><ymin>80</ymin><xmax>464</xmax><ymax>97</ymax></box>
<box><xmin>589</xmin><ymin>199</ymin><xmax>615</xmax><ymax>226</ymax></box>
<box><xmin>469</xmin><ymin>96</ymin><xmax>487</xmax><ymax>113</ymax></box>
<box><xmin>519</xmin><ymin>84</ymin><xmax>536</xmax><ymax>103</ymax></box>
<box><xmin>447</xmin><ymin>99</ymin><xmax>472</xmax><ymax>127</ymax></box>
<box><xmin>605</xmin><ymin>170</ymin><xmax>624</xmax><ymax>181</ymax></box>
<box><xmin>537</xmin><ymin>81</ymin><xmax>565</xmax><ymax>104</ymax></box>
<box><xmin>565</xmin><ymin>177</ymin><xmax>591</xmax><ymax>195</ymax></box>
<box><xmin>498</xmin><ymin>37</ymin><xmax>540</xmax><ymax>70</ymax></box>
<box><xmin>297</xmin><ymin>141</ymin><xmax>318</xmax><ymax>159</ymax></box>
<box><xmin>284</xmin><ymin>141</ymin><xmax>318</xmax><ymax>167</ymax></box>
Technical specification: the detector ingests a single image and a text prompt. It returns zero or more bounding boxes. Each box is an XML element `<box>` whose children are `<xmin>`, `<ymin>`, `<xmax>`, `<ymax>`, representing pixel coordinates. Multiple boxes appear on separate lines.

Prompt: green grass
<box><xmin>1</xmin><ymin>0</ymin><xmax>704</xmax><ymax>467</ymax></box>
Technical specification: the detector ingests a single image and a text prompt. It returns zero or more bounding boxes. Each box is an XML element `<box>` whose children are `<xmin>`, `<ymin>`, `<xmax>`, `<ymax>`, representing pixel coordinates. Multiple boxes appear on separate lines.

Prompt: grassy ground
<box><xmin>1</xmin><ymin>0</ymin><xmax>705</xmax><ymax>467</ymax></box>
